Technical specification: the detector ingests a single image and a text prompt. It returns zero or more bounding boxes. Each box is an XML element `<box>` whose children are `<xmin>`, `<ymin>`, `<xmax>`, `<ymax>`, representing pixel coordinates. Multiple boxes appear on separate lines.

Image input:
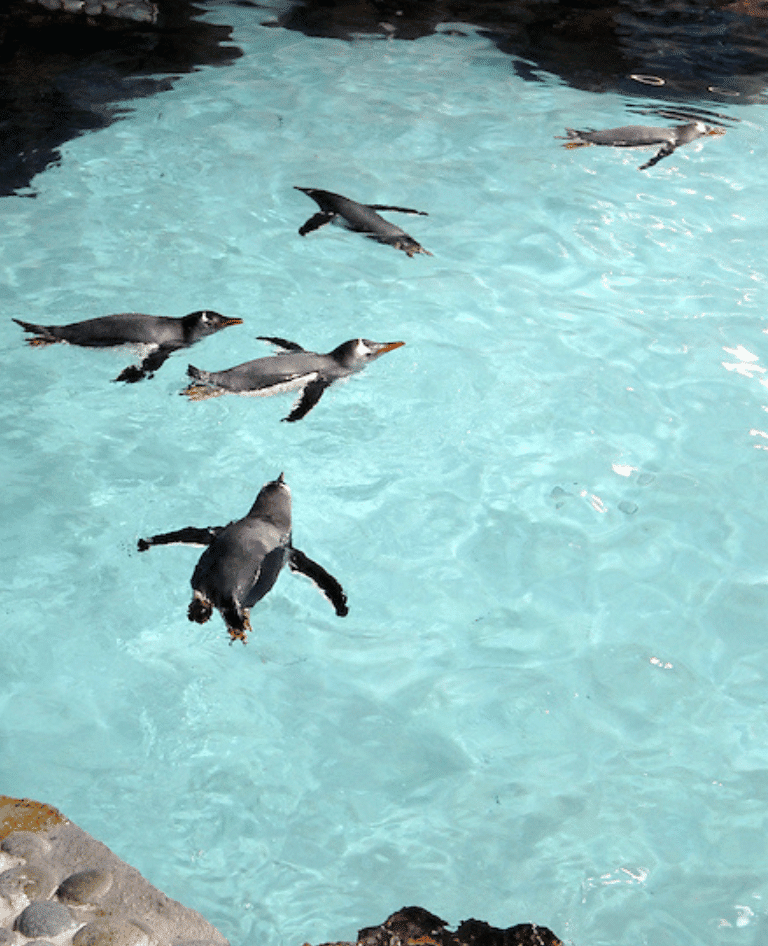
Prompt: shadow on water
<box><xmin>0</xmin><ymin>0</ymin><xmax>241</xmax><ymax>196</ymax></box>
<box><xmin>2</xmin><ymin>0</ymin><xmax>768</xmax><ymax>196</ymax></box>
<box><xmin>263</xmin><ymin>0</ymin><xmax>768</xmax><ymax>103</ymax></box>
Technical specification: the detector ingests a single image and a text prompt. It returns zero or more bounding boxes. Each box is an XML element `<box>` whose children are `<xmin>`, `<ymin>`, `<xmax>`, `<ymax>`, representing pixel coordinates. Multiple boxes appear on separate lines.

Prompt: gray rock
<box><xmin>14</xmin><ymin>901</ymin><xmax>75</xmax><ymax>939</ymax></box>
<box><xmin>57</xmin><ymin>868</ymin><xmax>114</xmax><ymax>904</ymax></box>
<box><xmin>22</xmin><ymin>0</ymin><xmax>159</xmax><ymax>23</ymax></box>
<box><xmin>73</xmin><ymin>918</ymin><xmax>158</xmax><ymax>946</ymax></box>
<box><xmin>0</xmin><ymin>831</ymin><xmax>50</xmax><ymax>861</ymax></box>
<box><xmin>0</xmin><ymin>865</ymin><xmax>58</xmax><ymax>901</ymax></box>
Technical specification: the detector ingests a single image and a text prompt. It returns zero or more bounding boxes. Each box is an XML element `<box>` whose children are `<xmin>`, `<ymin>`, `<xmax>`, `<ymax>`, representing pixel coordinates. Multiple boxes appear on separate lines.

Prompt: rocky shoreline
<box><xmin>0</xmin><ymin>795</ymin><xmax>228</xmax><ymax>946</ymax></box>
<box><xmin>1</xmin><ymin>798</ymin><xmax>565</xmax><ymax>946</ymax></box>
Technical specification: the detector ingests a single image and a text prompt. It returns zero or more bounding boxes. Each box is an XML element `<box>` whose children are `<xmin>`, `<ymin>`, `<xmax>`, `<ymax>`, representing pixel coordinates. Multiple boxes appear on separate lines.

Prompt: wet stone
<box><xmin>57</xmin><ymin>868</ymin><xmax>113</xmax><ymax>905</ymax></box>
<box><xmin>0</xmin><ymin>831</ymin><xmax>50</xmax><ymax>861</ymax></box>
<box><xmin>15</xmin><ymin>900</ymin><xmax>75</xmax><ymax>938</ymax></box>
<box><xmin>0</xmin><ymin>865</ymin><xmax>57</xmax><ymax>900</ymax></box>
<box><xmin>73</xmin><ymin>919</ymin><xmax>157</xmax><ymax>946</ymax></box>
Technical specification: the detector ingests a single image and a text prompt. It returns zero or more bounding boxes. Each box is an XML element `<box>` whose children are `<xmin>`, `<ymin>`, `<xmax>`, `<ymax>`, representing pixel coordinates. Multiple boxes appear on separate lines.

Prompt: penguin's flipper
<box><xmin>299</xmin><ymin>212</ymin><xmax>334</xmax><ymax>236</ymax></box>
<box><xmin>288</xmin><ymin>547</ymin><xmax>349</xmax><ymax>616</ymax></box>
<box><xmin>115</xmin><ymin>346</ymin><xmax>173</xmax><ymax>383</ymax></box>
<box><xmin>638</xmin><ymin>142</ymin><xmax>675</xmax><ymax>170</ymax></box>
<box><xmin>137</xmin><ymin>526</ymin><xmax>222</xmax><ymax>551</ymax></box>
<box><xmin>243</xmin><ymin>546</ymin><xmax>289</xmax><ymax>608</ymax></box>
<box><xmin>256</xmin><ymin>336</ymin><xmax>306</xmax><ymax>352</ymax></box>
<box><xmin>367</xmin><ymin>204</ymin><xmax>429</xmax><ymax>217</ymax></box>
<box><xmin>283</xmin><ymin>378</ymin><xmax>330</xmax><ymax>423</ymax></box>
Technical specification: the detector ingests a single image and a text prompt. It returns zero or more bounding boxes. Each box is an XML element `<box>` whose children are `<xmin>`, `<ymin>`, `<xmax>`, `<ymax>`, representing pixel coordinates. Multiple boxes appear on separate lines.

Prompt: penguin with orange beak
<box><xmin>13</xmin><ymin>310</ymin><xmax>243</xmax><ymax>382</ymax></box>
<box><xmin>183</xmin><ymin>335</ymin><xmax>406</xmax><ymax>422</ymax></box>
<box><xmin>560</xmin><ymin>121</ymin><xmax>724</xmax><ymax>170</ymax></box>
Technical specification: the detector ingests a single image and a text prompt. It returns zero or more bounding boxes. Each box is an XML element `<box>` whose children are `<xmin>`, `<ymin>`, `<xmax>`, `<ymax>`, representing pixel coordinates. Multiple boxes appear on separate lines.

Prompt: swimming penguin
<box><xmin>559</xmin><ymin>121</ymin><xmax>724</xmax><ymax>170</ymax></box>
<box><xmin>295</xmin><ymin>187</ymin><xmax>431</xmax><ymax>257</ymax></box>
<box><xmin>182</xmin><ymin>335</ymin><xmax>406</xmax><ymax>422</ymax></box>
<box><xmin>137</xmin><ymin>473</ymin><xmax>348</xmax><ymax>643</ymax></box>
<box><xmin>12</xmin><ymin>310</ymin><xmax>243</xmax><ymax>382</ymax></box>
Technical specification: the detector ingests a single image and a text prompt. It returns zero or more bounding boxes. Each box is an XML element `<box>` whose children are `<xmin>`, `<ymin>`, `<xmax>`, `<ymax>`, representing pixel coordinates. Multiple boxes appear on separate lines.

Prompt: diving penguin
<box><xmin>294</xmin><ymin>187</ymin><xmax>431</xmax><ymax>257</ymax></box>
<box><xmin>559</xmin><ymin>121</ymin><xmax>724</xmax><ymax>170</ymax></box>
<box><xmin>13</xmin><ymin>310</ymin><xmax>243</xmax><ymax>382</ymax></box>
<box><xmin>182</xmin><ymin>336</ymin><xmax>405</xmax><ymax>422</ymax></box>
<box><xmin>137</xmin><ymin>473</ymin><xmax>348</xmax><ymax>643</ymax></box>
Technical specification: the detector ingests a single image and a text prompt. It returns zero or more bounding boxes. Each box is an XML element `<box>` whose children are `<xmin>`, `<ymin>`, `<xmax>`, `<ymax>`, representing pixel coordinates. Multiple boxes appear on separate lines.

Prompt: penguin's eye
<box><xmin>200</xmin><ymin>312</ymin><xmax>211</xmax><ymax>322</ymax></box>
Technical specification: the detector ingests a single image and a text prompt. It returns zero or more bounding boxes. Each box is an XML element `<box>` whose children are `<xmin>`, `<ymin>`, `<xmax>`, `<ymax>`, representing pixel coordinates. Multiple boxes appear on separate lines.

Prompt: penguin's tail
<box><xmin>12</xmin><ymin>318</ymin><xmax>58</xmax><ymax>346</ymax></box>
<box><xmin>181</xmin><ymin>365</ymin><xmax>223</xmax><ymax>401</ymax></box>
<box><xmin>558</xmin><ymin>129</ymin><xmax>590</xmax><ymax>148</ymax></box>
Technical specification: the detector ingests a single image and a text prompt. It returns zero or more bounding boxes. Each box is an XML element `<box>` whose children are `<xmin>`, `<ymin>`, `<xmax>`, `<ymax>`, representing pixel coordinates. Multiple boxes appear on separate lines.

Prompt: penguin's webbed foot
<box><xmin>188</xmin><ymin>596</ymin><xmax>214</xmax><ymax>624</ymax></box>
<box><xmin>181</xmin><ymin>384</ymin><xmax>221</xmax><ymax>401</ymax></box>
<box><xmin>227</xmin><ymin>615</ymin><xmax>251</xmax><ymax>645</ymax></box>
<box><xmin>404</xmin><ymin>243</ymin><xmax>432</xmax><ymax>257</ymax></box>
<box><xmin>114</xmin><ymin>365</ymin><xmax>148</xmax><ymax>383</ymax></box>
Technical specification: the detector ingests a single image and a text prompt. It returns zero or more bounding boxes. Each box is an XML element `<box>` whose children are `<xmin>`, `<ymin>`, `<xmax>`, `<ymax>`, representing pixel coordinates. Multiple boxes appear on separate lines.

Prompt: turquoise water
<box><xmin>2</xmin><ymin>6</ymin><xmax>768</xmax><ymax>945</ymax></box>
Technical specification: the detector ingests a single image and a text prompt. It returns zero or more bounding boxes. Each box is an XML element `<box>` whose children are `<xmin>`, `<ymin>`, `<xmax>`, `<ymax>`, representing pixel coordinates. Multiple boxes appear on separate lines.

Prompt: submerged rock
<box><xmin>318</xmin><ymin>907</ymin><xmax>563</xmax><ymax>946</ymax></box>
<box><xmin>21</xmin><ymin>0</ymin><xmax>158</xmax><ymax>23</ymax></box>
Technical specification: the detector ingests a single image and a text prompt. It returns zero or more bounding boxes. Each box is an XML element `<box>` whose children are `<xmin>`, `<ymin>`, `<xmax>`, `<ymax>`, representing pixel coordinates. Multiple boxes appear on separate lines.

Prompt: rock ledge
<box><xmin>0</xmin><ymin>796</ymin><xmax>228</xmax><ymax>946</ymax></box>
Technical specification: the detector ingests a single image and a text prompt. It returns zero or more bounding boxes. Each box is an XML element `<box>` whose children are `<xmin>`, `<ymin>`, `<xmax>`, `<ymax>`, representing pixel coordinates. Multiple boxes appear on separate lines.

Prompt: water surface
<box><xmin>1</xmin><ymin>8</ymin><xmax>767</xmax><ymax>946</ymax></box>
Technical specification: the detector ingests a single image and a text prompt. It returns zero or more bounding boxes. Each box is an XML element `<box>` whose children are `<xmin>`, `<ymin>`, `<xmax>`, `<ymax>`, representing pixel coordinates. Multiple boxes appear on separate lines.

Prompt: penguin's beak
<box><xmin>276</xmin><ymin>472</ymin><xmax>285</xmax><ymax>484</ymax></box>
<box><xmin>373</xmin><ymin>341</ymin><xmax>406</xmax><ymax>358</ymax></box>
<box><xmin>222</xmin><ymin>317</ymin><xmax>244</xmax><ymax>326</ymax></box>
<box><xmin>706</xmin><ymin>127</ymin><xmax>725</xmax><ymax>136</ymax></box>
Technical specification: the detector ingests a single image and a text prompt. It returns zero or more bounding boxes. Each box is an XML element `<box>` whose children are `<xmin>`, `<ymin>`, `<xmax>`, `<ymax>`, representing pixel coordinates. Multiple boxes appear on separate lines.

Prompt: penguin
<box><xmin>182</xmin><ymin>335</ymin><xmax>406</xmax><ymax>422</ymax></box>
<box><xmin>137</xmin><ymin>473</ymin><xmax>348</xmax><ymax>643</ymax></box>
<box><xmin>294</xmin><ymin>187</ymin><xmax>431</xmax><ymax>257</ymax></box>
<box><xmin>559</xmin><ymin>121</ymin><xmax>724</xmax><ymax>170</ymax></box>
<box><xmin>12</xmin><ymin>310</ymin><xmax>243</xmax><ymax>382</ymax></box>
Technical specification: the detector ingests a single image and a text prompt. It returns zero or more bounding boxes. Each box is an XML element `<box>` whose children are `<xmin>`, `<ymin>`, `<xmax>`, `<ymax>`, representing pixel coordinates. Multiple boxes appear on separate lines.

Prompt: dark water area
<box><xmin>0</xmin><ymin>0</ymin><xmax>241</xmax><ymax>196</ymax></box>
<box><xmin>2</xmin><ymin>0</ymin><xmax>768</xmax><ymax>196</ymax></box>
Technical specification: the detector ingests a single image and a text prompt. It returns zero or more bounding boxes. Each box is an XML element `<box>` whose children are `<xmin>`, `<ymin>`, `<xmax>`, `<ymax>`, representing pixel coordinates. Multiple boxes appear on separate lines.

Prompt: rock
<box><xmin>0</xmin><ymin>865</ymin><xmax>58</xmax><ymax>900</ymax></box>
<box><xmin>73</xmin><ymin>918</ymin><xmax>158</xmax><ymax>946</ymax></box>
<box><xmin>351</xmin><ymin>909</ymin><xmax>562</xmax><ymax>946</ymax></box>
<box><xmin>0</xmin><ymin>830</ymin><xmax>51</xmax><ymax>861</ymax></box>
<box><xmin>57</xmin><ymin>868</ymin><xmax>114</xmax><ymax>905</ymax></box>
<box><xmin>0</xmin><ymin>796</ymin><xmax>228</xmax><ymax>946</ymax></box>
<box><xmin>14</xmin><ymin>900</ymin><xmax>75</xmax><ymax>938</ymax></box>
<box><xmin>21</xmin><ymin>0</ymin><xmax>159</xmax><ymax>23</ymax></box>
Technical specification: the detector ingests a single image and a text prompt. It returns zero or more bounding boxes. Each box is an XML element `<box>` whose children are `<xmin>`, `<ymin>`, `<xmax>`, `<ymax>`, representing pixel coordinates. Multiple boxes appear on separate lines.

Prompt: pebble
<box><xmin>23</xmin><ymin>0</ymin><xmax>159</xmax><ymax>22</ymax></box>
<box><xmin>57</xmin><ymin>869</ymin><xmax>113</xmax><ymax>905</ymax></box>
<box><xmin>15</xmin><ymin>900</ymin><xmax>75</xmax><ymax>938</ymax></box>
<box><xmin>0</xmin><ymin>866</ymin><xmax>58</xmax><ymax>901</ymax></box>
<box><xmin>72</xmin><ymin>918</ymin><xmax>156</xmax><ymax>946</ymax></box>
<box><xmin>0</xmin><ymin>833</ymin><xmax>50</xmax><ymax>862</ymax></box>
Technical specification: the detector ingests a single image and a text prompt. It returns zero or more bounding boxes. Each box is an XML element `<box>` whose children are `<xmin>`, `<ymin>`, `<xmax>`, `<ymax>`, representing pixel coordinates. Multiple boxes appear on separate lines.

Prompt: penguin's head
<box><xmin>678</xmin><ymin>121</ymin><xmax>722</xmax><ymax>144</ymax></box>
<box><xmin>182</xmin><ymin>310</ymin><xmax>244</xmax><ymax>342</ymax></box>
<box><xmin>331</xmin><ymin>339</ymin><xmax>405</xmax><ymax>369</ymax></box>
<box><xmin>247</xmin><ymin>473</ymin><xmax>292</xmax><ymax>529</ymax></box>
